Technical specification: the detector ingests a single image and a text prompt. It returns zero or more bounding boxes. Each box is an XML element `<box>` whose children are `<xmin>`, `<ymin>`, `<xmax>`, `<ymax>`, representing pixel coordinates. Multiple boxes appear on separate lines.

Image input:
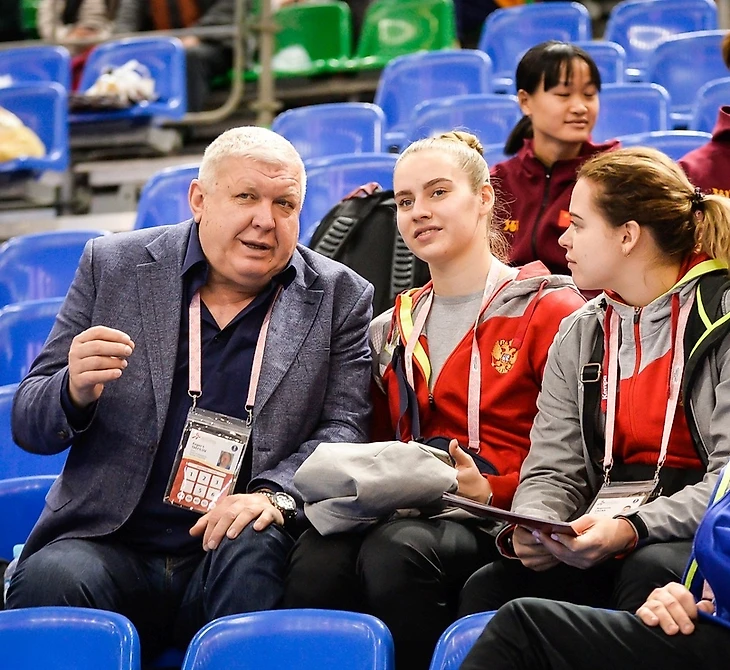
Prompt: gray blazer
<box><xmin>12</xmin><ymin>221</ymin><xmax>374</xmax><ymax>557</ymax></box>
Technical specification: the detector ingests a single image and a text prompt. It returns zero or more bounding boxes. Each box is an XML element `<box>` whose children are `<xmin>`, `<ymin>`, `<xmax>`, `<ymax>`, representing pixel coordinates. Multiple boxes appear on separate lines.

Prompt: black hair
<box><xmin>504</xmin><ymin>41</ymin><xmax>602</xmax><ymax>156</ymax></box>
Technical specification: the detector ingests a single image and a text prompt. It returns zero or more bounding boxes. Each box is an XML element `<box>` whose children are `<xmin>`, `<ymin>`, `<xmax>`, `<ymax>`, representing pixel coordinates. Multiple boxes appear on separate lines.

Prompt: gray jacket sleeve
<box><xmin>11</xmin><ymin>241</ymin><xmax>97</xmax><ymax>455</ymax></box>
<box><xmin>631</xmin><ymin>337</ymin><xmax>730</xmax><ymax>542</ymax></box>
<box><xmin>511</xmin><ymin>313</ymin><xmax>598</xmax><ymax>521</ymax></box>
<box><xmin>248</xmin><ymin>281</ymin><xmax>375</xmax><ymax>495</ymax></box>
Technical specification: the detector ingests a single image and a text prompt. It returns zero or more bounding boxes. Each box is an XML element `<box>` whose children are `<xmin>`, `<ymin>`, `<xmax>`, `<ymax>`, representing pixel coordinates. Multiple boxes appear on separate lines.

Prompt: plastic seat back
<box><xmin>0</xmin><ymin>606</ymin><xmax>141</xmax><ymax>670</ymax></box>
<box><xmin>0</xmin><ymin>44</ymin><xmax>71</xmax><ymax>89</ymax></box>
<box><xmin>573</xmin><ymin>40</ymin><xmax>626</xmax><ymax>84</ymax></box>
<box><xmin>691</xmin><ymin>77</ymin><xmax>730</xmax><ymax>133</ymax></box>
<box><xmin>299</xmin><ymin>153</ymin><xmax>398</xmax><ymax>245</ymax></box>
<box><xmin>484</xmin><ymin>143</ymin><xmax>509</xmax><ymax>169</ymax></box>
<box><xmin>0</xmin><ymin>384</ymin><xmax>67</xmax><ymax>480</ymax></box>
<box><xmin>355</xmin><ymin>0</ymin><xmax>457</xmax><ymax>66</ymax></box>
<box><xmin>134</xmin><ymin>165</ymin><xmax>199</xmax><ymax>230</ymax></box>
<box><xmin>274</xmin><ymin>1</ymin><xmax>352</xmax><ymax>72</ymax></box>
<box><xmin>181</xmin><ymin>609</ymin><xmax>394</xmax><ymax>670</ymax></box>
<box><xmin>0</xmin><ymin>83</ymin><xmax>69</xmax><ymax>173</ymax></box>
<box><xmin>614</xmin><ymin>130</ymin><xmax>712</xmax><ymax>161</ymax></box>
<box><xmin>0</xmin><ymin>230</ymin><xmax>107</xmax><ymax>308</ymax></box>
<box><xmin>0</xmin><ymin>298</ymin><xmax>64</xmax><ymax>387</ymax></box>
<box><xmin>0</xmin><ymin>475</ymin><xmax>56</xmax><ymax>560</ymax></box>
<box><xmin>374</xmin><ymin>49</ymin><xmax>492</xmax><ymax>149</ymax></box>
<box><xmin>408</xmin><ymin>94</ymin><xmax>521</xmax><ymax>148</ymax></box>
<box><xmin>478</xmin><ymin>2</ymin><xmax>591</xmax><ymax>92</ymax></box>
<box><xmin>74</xmin><ymin>37</ymin><xmax>187</xmax><ymax>122</ymax></box>
<box><xmin>591</xmin><ymin>83</ymin><xmax>670</xmax><ymax>142</ymax></box>
<box><xmin>646</xmin><ymin>30</ymin><xmax>727</xmax><ymax>127</ymax></box>
<box><xmin>604</xmin><ymin>0</ymin><xmax>718</xmax><ymax>81</ymax></box>
<box><xmin>272</xmin><ymin>103</ymin><xmax>386</xmax><ymax>161</ymax></box>
<box><xmin>428</xmin><ymin>612</ymin><xmax>496</xmax><ymax>670</ymax></box>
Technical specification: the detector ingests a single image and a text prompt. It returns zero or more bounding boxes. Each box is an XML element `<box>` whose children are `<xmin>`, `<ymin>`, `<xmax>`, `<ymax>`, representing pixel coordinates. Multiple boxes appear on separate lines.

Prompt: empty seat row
<box><xmin>479</xmin><ymin>0</ymin><xmax>718</xmax><ymax>90</ymax></box>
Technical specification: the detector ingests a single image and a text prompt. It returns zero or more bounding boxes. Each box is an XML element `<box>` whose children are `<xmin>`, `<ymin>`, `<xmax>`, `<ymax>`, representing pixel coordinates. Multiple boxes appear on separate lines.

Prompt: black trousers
<box><xmin>460</xmin><ymin>597</ymin><xmax>730</xmax><ymax>670</ymax></box>
<box><xmin>459</xmin><ymin>541</ymin><xmax>694</xmax><ymax>617</ymax></box>
<box><xmin>184</xmin><ymin>42</ymin><xmax>231</xmax><ymax>112</ymax></box>
<box><xmin>283</xmin><ymin>518</ymin><xmax>500</xmax><ymax>670</ymax></box>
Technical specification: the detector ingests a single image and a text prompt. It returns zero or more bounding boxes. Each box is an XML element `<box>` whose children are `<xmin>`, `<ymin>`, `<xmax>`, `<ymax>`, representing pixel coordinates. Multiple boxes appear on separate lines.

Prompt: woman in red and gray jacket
<box><xmin>493</xmin><ymin>41</ymin><xmax>618</xmax><ymax>275</ymax></box>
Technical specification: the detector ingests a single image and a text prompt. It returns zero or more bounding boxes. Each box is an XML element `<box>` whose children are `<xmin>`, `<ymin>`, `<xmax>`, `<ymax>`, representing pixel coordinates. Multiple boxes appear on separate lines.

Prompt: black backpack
<box><xmin>309</xmin><ymin>188</ymin><xmax>430</xmax><ymax>316</ymax></box>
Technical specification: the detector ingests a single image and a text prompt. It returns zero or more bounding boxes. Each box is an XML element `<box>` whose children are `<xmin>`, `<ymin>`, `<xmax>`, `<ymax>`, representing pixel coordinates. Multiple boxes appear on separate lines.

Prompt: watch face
<box><xmin>275</xmin><ymin>493</ymin><xmax>296</xmax><ymax>511</ymax></box>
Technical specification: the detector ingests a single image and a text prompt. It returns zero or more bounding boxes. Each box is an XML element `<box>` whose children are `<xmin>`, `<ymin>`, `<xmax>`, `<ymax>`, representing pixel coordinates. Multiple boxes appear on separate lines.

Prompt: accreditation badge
<box><xmin>164</xmin><ymin>407</ymin><xmax>251</xmax><ymax>514</ymax></box>
<box><xmin>585</xmin><ymin>479</ymin><xmax>662</xmax><ymax>518</ymax></box>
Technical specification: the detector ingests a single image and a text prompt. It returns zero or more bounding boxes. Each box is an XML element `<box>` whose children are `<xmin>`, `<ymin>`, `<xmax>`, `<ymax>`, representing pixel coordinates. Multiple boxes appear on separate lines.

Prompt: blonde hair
<box><xmin>198</xmin><ymin>126</ymin><xmax>307</xmax><ymax>204</ymax></box>
<box><xmin>578</xmin><ymin>147</ymin><xmax>730</xmax><ymax>265</ymax></box>
<box><xmin>396</xmin><ymin>131</ymin><xmax>509</xmax><ymax>260</ymax></box>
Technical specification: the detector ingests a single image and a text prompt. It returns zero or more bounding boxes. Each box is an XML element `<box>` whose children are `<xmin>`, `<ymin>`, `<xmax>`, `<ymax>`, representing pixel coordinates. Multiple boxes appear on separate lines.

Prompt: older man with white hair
<box><xmin>6</xmin><ymin>127</ymin><xmax>374</xmax><ymax>655</ymax></box>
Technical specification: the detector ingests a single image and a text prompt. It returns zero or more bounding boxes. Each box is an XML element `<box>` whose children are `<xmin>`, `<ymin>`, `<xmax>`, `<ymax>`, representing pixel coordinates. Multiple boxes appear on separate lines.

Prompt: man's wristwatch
<box><xmin>259</xmin><ymin>490</ymin><xmax>297</xmax><ymax>524</ymax></box>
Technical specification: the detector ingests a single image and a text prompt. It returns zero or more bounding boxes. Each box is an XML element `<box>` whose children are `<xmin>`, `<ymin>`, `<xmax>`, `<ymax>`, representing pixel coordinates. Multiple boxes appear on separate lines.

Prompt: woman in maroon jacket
<box><xmin>494</xmin><ymin>41</ymin><xmax>618</xmax><ymax>275</ymax></box>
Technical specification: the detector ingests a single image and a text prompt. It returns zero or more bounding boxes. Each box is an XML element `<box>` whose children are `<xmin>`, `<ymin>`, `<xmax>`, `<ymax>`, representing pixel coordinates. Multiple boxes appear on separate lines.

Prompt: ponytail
<box><xmin>504</xmin><ymin>115</ymin><xmax>533</xmax><ymax>156</ymax></box>
<box><xmin>695</xmin><ymin>195</ymin><xmax>730</xmax><ymax>266</ymax></box>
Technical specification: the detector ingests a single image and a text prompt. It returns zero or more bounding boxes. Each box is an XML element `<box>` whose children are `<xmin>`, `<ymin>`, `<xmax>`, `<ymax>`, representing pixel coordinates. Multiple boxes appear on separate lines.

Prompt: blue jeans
<box><xmin>5</xmin><ymin>524</ymin><xmax>294</xmax><ymax>657</ymax></box>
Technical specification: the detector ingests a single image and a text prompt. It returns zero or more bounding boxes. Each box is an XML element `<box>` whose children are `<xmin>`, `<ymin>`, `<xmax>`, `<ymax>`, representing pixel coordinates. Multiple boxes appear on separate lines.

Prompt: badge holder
<box><xmin>164</xmin><ymin>406</ymin><xmax>251</xmax><ymax>514</ymax></box>
<box><xmin>586</xmin><ymin>478</ymin><xmax>661</xmax><ymax>518</ymax></box>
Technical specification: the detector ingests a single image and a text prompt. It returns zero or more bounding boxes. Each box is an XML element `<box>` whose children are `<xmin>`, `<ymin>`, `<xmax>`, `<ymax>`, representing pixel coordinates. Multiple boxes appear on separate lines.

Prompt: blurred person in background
<box><xmin>678</xmin><ymin>32</ymin><xmax>730</xmax><ymax>198</ymax></box>
<box><xmin>114</xmin><ymin>0</ymin><xmax>234</xmax><ymax>112</ymax></box>
<box><xmin>494</xmin><ymin>41</ymin><xmax>617</xmax><ymax>276</ymax></box>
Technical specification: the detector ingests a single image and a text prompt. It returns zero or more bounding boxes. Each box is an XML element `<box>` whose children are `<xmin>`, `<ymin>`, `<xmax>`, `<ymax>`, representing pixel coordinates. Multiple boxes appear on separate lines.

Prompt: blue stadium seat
<box><xmin>428</xmin><ymin>612</ymin><xmax>496</xmax><ymax>670</ymax></box>
<box><xmin>71</xmin><ymin>36</ymin><xmax>187</xmax><ymax>123</ymax></box>
<box><xmin>408</xmin><ymin>94</ymin><xmax>522</xmax><ymax>148</ymax></box>
<box><xmin>604</xmin><ymin>0</ymin><xmax>718</xmax><ymax>81</ymax></box>
<box><xmin>0</xmin><ymin>475</ymin><xmax>56</xmax><ymax>560</ymax></box>
<box><xmin>614</xmin><ymin>130</ymin><xmax>712</xmax><ymax>161</ymax></box>
<box><xmin>0</xmin><ymin>83</ymin><xmax>69</xmax><ymax>174</ymax></box>
<box><xmin>299</xmin><ymin>153</ymin><xmax>398</xmax><ymax>245</ymax></box>
<box><xmin>374</xmin><ymin>49</ymin><xmax>492</xmax><ymax>151</ymax></box>
<box><xmin>691</xmin><ymin>77</ymin><xmax>730</xmax><ymax>133</ymax></box>
<box><xmin>591</xmin><ymin>83</ymin><xmax>670</xmax><ymax>143</ymax></box>
<box><xmin>134</xmin><ymin>164</ymin><xmax>199</xmax><ymax>230</ymax></box>
<box><xmin>573</xmin><ymin>40</ymin><xmax>626</xmax><ymax>84</ymax></box>
<box><xmin>484</xmin><ymin>143</ymin><xmax>510</xmax><ymax>170</ymax></box>
<box><xmin>646</xmin><ymin>30</ymin><xmax>727</xmax><ymax>128</ymax></box>
<box><xmin>181</xmin><ymin>609</ymin><xmax>394</xmax><ymax>670</ymax></box>
<box><xmin>0</xmin><ymin>230</ymin><xmax>108</xmax><ymax>309</ymax></box>
<box><xmin>477</xmin><ymin>2</ymin><xmax>591</xmax><ymax>92</ymax></box>
<box><xmin>0</xmin><ymin>607</ymin><xmax>141</xmax><ymax>670</ymax></box>
<box><xmin>0</xmin><ymin>383</ymin><xmax>67</xmax><ymax>480</ymax></box>
<box><xmin>0</xmin><ymin>298</ymin><xmax>64</xmax><ymax>387</ymax></box>
<box><xmin>272</xmin><ymin>103</ymin><xmax>386</xmax><ymax>161</ymax></box>
<box><xmin>0</xmin><ymin>44</ymin><xmax>71</xmax><ymax>89</ymax></box>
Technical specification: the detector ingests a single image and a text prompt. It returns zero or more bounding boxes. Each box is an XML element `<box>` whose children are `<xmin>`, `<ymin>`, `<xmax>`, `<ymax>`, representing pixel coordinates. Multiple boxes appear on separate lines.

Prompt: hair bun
<box><xmin>437</xmin><ymin>131</ymin><xmax>484</xmax><ymax>156</ymax></box>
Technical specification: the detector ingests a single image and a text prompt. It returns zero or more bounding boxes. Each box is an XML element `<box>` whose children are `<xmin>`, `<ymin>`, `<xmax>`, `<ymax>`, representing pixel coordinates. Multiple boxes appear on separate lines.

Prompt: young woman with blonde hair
<box><xmin>284</xmin><ymin>131</ymin><xmax>585</xmax><ymax>670</ymax></box>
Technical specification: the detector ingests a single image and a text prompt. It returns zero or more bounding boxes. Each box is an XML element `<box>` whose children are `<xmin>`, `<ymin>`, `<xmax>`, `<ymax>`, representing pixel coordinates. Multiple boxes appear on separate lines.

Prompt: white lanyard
<box><xmin>404</xmin><ymin>259</ymin><xmax>514</xmax><ymax>452</ymax></box>
<box><xmin>188</xmin><ymin>286</ymin><xmax>282</xmax><ymax>425</ymax></box>
<box><xmin>602</xmin><ymin>292</ymin><xmax>694</xmax><ymax>482</ymax></box>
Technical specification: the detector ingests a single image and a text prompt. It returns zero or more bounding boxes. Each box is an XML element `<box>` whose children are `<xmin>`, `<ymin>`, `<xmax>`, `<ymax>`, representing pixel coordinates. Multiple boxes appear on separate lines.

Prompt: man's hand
<box><xmin>68</xmin><ymin>326</ymin><xmax>134</xmax><ymax>408</ymax></box>
<box><xmin>636</xmin><ymin>582</ymin><xmax>716</xmax><ymax>635</ymax></box>
<box><xmin>180</xmin><ymin>35</ymin><xmax>201</xmax><ymax>48</ymax></box>
<box><xmin>513</xmin><ymin>526</ymin><xmax>560</xmax><ymax>571</ymax></box>
<box><xmin>189</xmin><ymin>493</ymin><xmax>284</xmax><ymax>550</ymax></box>
<box><xmin>449</xmin><ymin>439</ymin><xmax>491</xmax><ymax>503</ymax></box>
<box><xmin>529</xmin><ymin>515</ymin><xmax>638</xmax><ymax>569</ymax></box>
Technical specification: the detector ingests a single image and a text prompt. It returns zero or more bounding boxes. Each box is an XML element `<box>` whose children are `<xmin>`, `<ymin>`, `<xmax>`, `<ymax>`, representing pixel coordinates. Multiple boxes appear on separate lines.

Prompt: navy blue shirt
<box><xmin>107</xmin><ymin>224</ymin><xmax>296</xmax><ymax>554</ymax></box>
